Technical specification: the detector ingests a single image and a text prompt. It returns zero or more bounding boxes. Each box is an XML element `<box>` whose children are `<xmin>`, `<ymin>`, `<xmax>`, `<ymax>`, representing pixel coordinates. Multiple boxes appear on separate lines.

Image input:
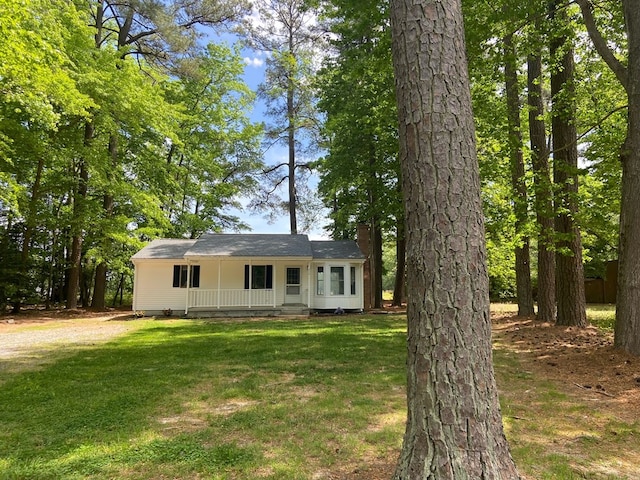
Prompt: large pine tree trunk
<box><xmin>504</xmin><ymin>33</ymin><xmax>534</xmax><ymax>317</ymax></box>
<box><xmin>527</xmin><ymin>49</ymin><xmax>556</xmax><ymax>322</ymax></box>
<box><xmin>550</xmin><ymin>4</ymin><xmax>587</xmax><ymax>327</ymax></box>
<box><xmin>390</xmin><ymin>0</ymin><xmax>519</xmax><ymax>477</ymax></box>
<box><xmin>615</xmin><ymin>1</ymin><xmax>640</xmax><ymax>353</ymax></box>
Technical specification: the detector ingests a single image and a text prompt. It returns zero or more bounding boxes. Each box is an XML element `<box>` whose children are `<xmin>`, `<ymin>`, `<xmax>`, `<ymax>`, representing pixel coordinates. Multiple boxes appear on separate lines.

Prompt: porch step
<box><xmin>279</xmin><ymin>304</ymin><xmax>309</xmax><ymax>316</ymax></box>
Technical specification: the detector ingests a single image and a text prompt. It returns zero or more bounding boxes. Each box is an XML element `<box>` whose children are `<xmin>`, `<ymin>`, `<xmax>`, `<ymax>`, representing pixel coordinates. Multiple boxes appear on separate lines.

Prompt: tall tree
<box><xmin>83</xmin><ymin>0</ymin><xmax>249</xmax><ymax>309</ymax></box>
<box><xmin>390</xmin><ymin>0</ymin><xmax>519</xmax><ymax>477</ymax></box>
<box><xmin>0</xmin><ymin>0</ymin><xmax>95</xmax><ymax>311</ymax></box>
<box><xmin>463</xmin><ymin>0</ymin><xmax>529</xmax><ymax>301</ymax></box>
<box><xmin>550</xmin><ymin>1</ymin><xmax>587</xmax><ymax>327</ymax></box>
<box><xmin>527</xmin><ymin>35</ymin><xmax>556</xmax><ymax>322</ymax></box>
<box><xmin>316</xmin><ymin>0</ymin><xmax>401</xmax><ymax>308</ymax></box>
<box><xmin>503</xmin><ymin>32</ymin><xmax>535</xmax><ymax>316</ymax></box>
<box><xmin>162</xmin><ymin>43</ymin><xmax>263</xmax><ymax>238</ymax></box>
<box><xmin>241</xmin><ymin>0</ymin><xmax>322</xmax><ymax>234</ymax></box>
<box><xmin>575</xmin><ymin>0</ymin><xmax>640</xmax><ymax>353</ymax></box>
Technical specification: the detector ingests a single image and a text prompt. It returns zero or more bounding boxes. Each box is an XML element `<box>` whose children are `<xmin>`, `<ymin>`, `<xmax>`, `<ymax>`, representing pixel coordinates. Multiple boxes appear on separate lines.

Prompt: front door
<box><xmin>285</xmin><ymin>267</ymin><xmax>302</xmax><ymax>304</ymax></box>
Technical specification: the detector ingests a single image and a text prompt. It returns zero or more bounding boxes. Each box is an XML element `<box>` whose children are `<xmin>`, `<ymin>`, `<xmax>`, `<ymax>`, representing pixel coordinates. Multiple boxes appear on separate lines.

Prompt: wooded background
<box><xmin>0</xmin><ymin>0</ymin><xmax>627</xmax><ymax>319</ymax></box>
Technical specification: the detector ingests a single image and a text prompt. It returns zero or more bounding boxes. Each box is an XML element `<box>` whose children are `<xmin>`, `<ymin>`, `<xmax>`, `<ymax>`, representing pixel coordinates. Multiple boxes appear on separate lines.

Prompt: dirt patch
<box><xmin>0</xmin><ymin>306</ymin><xmax>135</xmax><ymax>329</ymax></box>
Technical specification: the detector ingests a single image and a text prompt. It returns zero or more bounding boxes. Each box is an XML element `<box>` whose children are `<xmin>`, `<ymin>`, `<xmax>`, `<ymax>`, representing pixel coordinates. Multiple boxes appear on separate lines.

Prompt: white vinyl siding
<box><xmin>133</xmin><ymin>260</ymin><xmax>190</xmax><ymax>312</ymax></box>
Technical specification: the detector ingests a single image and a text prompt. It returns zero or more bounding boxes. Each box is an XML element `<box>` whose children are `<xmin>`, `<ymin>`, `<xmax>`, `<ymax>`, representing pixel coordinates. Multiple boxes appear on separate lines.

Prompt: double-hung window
<box><xmin>244</xmin><ymin>265</ymin><xmax>273</xmax><ymax>289</ymax></box>
<box><xmin>350</xmin><ymin>266</ymin><xmax>356</xmax><ymax>295</ymax></box>
<box><xmin>317</xmin><ymin>267</ymin><xmax>325</xmax><ymax>295</ymax></box>
<box><xmin>172</xmin><ymin>265</ymin><xmax>200</xmax><ymax>288</ymax></box>
<box><xmin>330</xmin><ymin>266</ymin><xmax>345</xmax><ymax>295</ymax></box>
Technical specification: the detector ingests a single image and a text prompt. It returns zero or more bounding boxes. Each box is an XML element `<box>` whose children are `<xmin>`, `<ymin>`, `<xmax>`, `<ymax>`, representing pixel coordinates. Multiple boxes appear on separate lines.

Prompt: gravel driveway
<box><xmin>0</xmin><ymin>313</ymin><xmax>138</xmax><ymax>361</ymax></box>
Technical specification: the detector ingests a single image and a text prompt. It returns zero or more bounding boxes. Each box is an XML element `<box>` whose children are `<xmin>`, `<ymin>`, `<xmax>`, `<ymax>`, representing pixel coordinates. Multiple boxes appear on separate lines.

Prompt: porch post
<box><xmin>217</xmin><ymin>258</ymin><xmax>221</xmax><ymax>309</ymax></box>
<box><xmin>307</xmin><ymin>262</ymin><xmax>311</xmax><ymax>308</ymax></box>
<box><xmin>185</xmin><ymin>260</ymin><xmax>191</xmax><ymax>315</ymax></box>
<box><xmin>248</xmin><ymin>259</ymin><xmax>252</xmax><ymax>308</ymax></box>
<box><xmin>273</xmin><ymin>263</ymin><xmax>277</xmax><ymax>308</ymax></box>
<box><xmin>360</xmin><ymin>263</ymin><xmax>364</xmax><ymax>310</ymax></box>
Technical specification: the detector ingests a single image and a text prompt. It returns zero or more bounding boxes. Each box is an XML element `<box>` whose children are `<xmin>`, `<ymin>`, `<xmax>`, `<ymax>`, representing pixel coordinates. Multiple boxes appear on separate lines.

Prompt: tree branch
<box><xmin>574</xmin><ymin>0</ymin><xmax>628</xmax><ymax>92</ymax></box>
<box><xmin>576</xmin><ymin>104</ymin><xmax>628</xmax><ymax>143</ymax></box>
<box><xmin>262</xmin><ymin>162</ymin><xmax>289</xmax><ymax>175</ymax></box>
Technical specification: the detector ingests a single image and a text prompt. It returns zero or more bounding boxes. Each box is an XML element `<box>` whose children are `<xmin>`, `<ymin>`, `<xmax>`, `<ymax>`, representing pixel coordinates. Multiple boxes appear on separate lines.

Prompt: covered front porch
<box><xmin>182</xmin><ymin>257</ymin><xmax>313</xmax><ymax>315</ymax></box>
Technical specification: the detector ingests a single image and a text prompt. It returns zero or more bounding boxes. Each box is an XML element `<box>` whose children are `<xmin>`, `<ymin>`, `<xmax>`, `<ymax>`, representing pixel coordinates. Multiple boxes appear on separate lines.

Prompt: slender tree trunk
<box><xmin>550</xmin><ymin>3</ymin><xmax>587</xmax><ymax>327</ymax></box>
<box><xmin>390</xmin><ymin>0</ymin><xmax>520</xmax><ymax>477</ymax></box>
<box><xmin>80</xmin><ymin>259</ymin><xmax>93</xmax><ymax>308</ymax></box>
<box><xmin>288</xmin><ymin>92</ymin><xmax>297</xmax><ymax>235</ymax></box>
<box><xmin>12</xmin><ymin>155</ymin><xmax>45</xmax><ymax>313</ymax></box>
<box><xmin>45</xmin><ymin>229</ymin><xmax>60</xmax><ymax>309</ymax></box>
<box><xmin>371</xmin><ymin>218</ymin><xmax>383</xmax><ymax>308</ymax></box>
<box><xmin>67</xmin><ymin>210</ymin><xmax>84</xmax><ymax>309</ymax></box>
<box><xmin>67</xmin><ymin>123</ymin><xmax>93</xmax><ymax>309</ymax></box>
<box><xmin>112</xmin><ymin>273</ymin><xmax>125</xmax><ymax>307</ymax></box>
<box><xmin>504</xmin><ymin>33</ymin><xmax>534</xmax><ymax>316</ymax></box>
<box><xmin>527</xmin><ymin>49</ymin><xmax>556</xmax><ymax>322</ymax></box>
<box><xmin>367</xmin><ymin>148</ymin><xmax>384</xmax><ymax>309</ymax></box>
<box><xmin>393</xmin><ymin>218</ymin><xmax>406</xmax><ymax>306</ymax></box>
<box><xmin>92</xmin><ymin>135</ymin><xmax>117</xmax><ymax>310</ymax></box>
<box><xmin>288</xmin><ymin>29</ymin><xmax>298</xmax><ymax>235</ymax></box>
<box><xmin>615</xmin><ymin>0</ymin><xmax>640</xmax><ymax>353</ymax></box>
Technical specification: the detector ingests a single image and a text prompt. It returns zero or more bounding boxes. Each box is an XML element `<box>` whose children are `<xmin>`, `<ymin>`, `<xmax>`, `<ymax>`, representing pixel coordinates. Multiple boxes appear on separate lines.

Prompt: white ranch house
<box><xmin>131</xmin><ymin>233</ymin><xmax>366</xmax><ymax>316</ymax></box>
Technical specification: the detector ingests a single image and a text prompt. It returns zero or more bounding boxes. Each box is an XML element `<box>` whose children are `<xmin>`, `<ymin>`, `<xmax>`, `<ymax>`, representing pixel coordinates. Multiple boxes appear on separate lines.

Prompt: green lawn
<box><xmin>1</xmin><ymin>308</ymin><xmax>637</xmax><ymax>479</ymax></box>
<box><xmin>0</xmin><ymin>317</ymin><xmax>407</xmax><ymax>479</ymax></box>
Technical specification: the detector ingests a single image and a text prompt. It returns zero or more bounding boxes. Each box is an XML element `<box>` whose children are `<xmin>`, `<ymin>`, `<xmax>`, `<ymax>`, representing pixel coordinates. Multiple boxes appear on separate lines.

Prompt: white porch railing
<box><xmin>188</xmin><ymin>289</ymin><xmax>275</xmax><ymax>309</ymax></box>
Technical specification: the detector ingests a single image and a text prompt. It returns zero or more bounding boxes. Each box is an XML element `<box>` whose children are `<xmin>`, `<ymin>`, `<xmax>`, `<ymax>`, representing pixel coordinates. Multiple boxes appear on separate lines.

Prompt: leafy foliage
<box><xmin>0</xmin><ymin>0</ymin><xmax>262</xmax><ymax>309</ymax></box>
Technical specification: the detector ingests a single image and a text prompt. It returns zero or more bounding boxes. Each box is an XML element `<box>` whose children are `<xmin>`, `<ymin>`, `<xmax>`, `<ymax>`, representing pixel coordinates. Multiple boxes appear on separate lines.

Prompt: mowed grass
<box><xmin>0</xmin><ymin>317</ymin><xmax>407</xmax><ymax>479</ymax></box>
<box><xmin>1</xmin><ymin>305</ymin><xmax>638</xmax><ymax>479</ymax></box>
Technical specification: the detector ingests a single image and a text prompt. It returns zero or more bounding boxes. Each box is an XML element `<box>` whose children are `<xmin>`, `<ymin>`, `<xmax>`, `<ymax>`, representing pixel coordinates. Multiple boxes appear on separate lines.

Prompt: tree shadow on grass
<box><xmin>0</xmin><ymin>316</ymin><xmax>407</xmax><ymax>479</ymax></box>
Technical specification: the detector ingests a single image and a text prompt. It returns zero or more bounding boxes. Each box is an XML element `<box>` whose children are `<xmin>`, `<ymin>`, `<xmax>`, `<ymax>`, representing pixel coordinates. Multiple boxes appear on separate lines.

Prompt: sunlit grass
<box><xmin>586</xmin><ymin>304</ymin><xmax>616</xmax><ymax>331</ymax></box>
<box><xmin>490</xmin><ymin>302</ymin><xmax>520</xmax><ymax>314</ymax></box>
<box><xmin>1</xmin><ymin>311</ymin><xmax>638</xmax><ymax>479</ymax></box>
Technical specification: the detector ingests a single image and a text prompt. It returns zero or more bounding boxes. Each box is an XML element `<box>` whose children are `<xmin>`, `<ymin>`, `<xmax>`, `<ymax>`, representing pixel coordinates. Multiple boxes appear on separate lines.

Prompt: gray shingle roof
<box><xmin>132</xmin><ymin>234</ymin><xmax>365</xmax><ymax>261</ymax></box>
<box><xmin>310</xmin><ymin>240</ymin><xmax>365</xmax><ymax>260</ymax></box>
<box><xmin>185</xmin><ymin>234</ymin><xmax>313</xmax><ymax>257</ymax></box>
<box><xmin>131</xmin><ymin>239</ymin><xmax>197</xmax><ymax>260</ymax></box>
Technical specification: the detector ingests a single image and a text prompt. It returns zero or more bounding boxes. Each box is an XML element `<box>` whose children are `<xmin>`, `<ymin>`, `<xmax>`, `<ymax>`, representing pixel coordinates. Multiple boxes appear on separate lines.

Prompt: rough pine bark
<box><xmin>550</xmin><ymin>3</ymin><xmax>587</xmax><ymax>328</ymax></box>
<box><xmin>527</xmin><ymin>50</ymin><xmax>556</xmax><ymax>322</ymax></box>
<box><xmin>616</xmin><ymin>0</ymin><xmax>640</xmax><ymax>353</ymax></box>
<box><xmin>390</xmin><ymin>0</ymin><xmax>520</xmax><ymax>478</ymax></box>
<box><xmin>504</xmin><ymin>33</ymin><xmax>534</xmax><ymax>317</ymax></box>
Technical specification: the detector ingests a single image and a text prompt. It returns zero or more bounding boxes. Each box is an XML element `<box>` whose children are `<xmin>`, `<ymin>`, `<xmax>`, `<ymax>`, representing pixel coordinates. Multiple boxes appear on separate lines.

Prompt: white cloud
<box><xmin>244</xmin><ymin>56</ymin><xmax>265</xmax><ymax>68</ymax></box>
